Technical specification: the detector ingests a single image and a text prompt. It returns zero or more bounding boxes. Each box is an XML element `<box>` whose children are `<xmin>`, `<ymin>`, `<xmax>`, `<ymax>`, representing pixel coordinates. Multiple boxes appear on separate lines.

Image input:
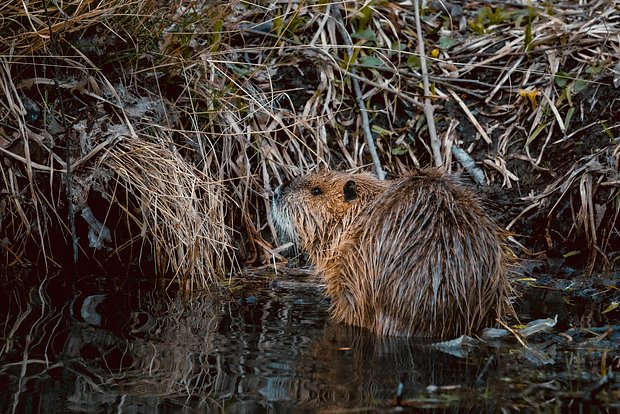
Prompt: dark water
<box><xmin>1</xmin><ymin>270</ymin><xmax>619</xmax><ymax>413</ymax></box>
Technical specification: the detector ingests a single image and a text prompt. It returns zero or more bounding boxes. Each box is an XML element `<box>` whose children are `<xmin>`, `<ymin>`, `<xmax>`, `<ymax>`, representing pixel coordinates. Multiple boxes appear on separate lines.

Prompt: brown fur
<box><xmin>271</xmin><ymin>169</ymin><xmax>514</xmax><ymax>338</ymax></box>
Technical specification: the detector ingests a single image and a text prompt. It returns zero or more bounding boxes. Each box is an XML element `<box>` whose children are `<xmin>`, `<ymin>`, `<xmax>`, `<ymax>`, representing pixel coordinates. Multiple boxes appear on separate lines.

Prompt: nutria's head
<box><xmin>272</xmin><ymin>171</ymin><xmax>387</xmax><ymax>259</ymax></box>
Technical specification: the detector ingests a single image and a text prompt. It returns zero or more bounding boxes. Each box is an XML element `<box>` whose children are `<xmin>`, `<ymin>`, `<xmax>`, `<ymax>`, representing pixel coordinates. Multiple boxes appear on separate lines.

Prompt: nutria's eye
<box><xmin>311</xmin><ymin>187</ymin><xmax>323</xmax><ymax>196</ymax></box>
<box><xmin>343</xmin><ymin>180</ymin><xmax>357</xmax><ymax>201</ymax></box>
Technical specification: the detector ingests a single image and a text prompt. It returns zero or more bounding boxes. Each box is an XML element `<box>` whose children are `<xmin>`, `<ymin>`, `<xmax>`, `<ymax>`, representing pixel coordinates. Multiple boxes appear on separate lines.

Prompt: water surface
<box><xmin>1</xmin><ymin>269</ymin><xmax>618</xmax><ymax>413</ymax></box>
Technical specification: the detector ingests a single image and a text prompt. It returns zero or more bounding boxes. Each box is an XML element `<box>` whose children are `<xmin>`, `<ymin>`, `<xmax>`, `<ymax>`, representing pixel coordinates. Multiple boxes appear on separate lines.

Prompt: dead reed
<box><xmin>1</xmin><ymin>0</ymin><xmax>619</xmax><ymax>280</ymax></box>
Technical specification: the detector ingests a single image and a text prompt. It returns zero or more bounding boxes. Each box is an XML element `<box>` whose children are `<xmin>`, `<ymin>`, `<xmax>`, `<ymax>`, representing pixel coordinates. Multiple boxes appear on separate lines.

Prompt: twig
<box><xmin>0</xmin><ymin>146</ymin><xmax>65</xmax><ymax>172</ymax></box>
<box><xmin>506</xmin><ymin>200</ymin><xmax>542</xmax><ymax>232</ymax></box>
<box><xmin>497</xmin><ymin>318</ymin><xmax>529</xmax><ymax>349</ymax></box>
<box><xmin>340</xmin><ymin>65</ymin><xmax>426</xmax><ymax>109</ymax></box>
<box><xmin>332</xmin><ymin>6</ymin><xmax>386</xmax><ymax>180</ymax></box>
<box><xmin>483</xmin><ymin>157</ymin><xmax>519</xmax><ymax>188</ymax></box>
<box><xmin>485</xmin><ymin>55</ymin><xmax>524</xmax><ymax>103</ymax></box>
<box><xmin>446</xmin><ymin>88</ymin><xmax>492</xmax><ymax>144</ymax></box>
<box><xmin>414</xmin><ymin>0</ymin><xmax>443</xmax><ymax>168</ymax></box>
<box><xmin>43</xmin><ymin>1</ymin><xmax>78</xmax><ymax>264</ymax></box>
<box><xmin>452</xmin><ymin>145</ymin><xmax>486</xmax><ymax>185</ymax></box>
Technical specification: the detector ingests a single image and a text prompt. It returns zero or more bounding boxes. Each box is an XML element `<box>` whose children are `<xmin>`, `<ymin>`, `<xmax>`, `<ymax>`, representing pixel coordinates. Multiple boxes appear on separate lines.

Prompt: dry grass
<box><xmin>0</xmin><ymin>1</ymin><xmax>236</xmax><ymax>284</ymax></box>
<box><xmin>103</xmin><ymin>138</ymin><xmax>232</xmax><ymax>287</ymax></box>
<box><xmin>1</xmin><ymin>0</ymin><xmax>619</xmax><ymax>280</ymax></box>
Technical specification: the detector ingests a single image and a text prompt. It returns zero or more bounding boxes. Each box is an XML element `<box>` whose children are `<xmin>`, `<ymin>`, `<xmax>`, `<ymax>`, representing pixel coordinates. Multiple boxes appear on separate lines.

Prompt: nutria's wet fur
<box><xmin>271</xmin><ymin>169</ymin><xmax>514</xmax><ymax>338</ymax></box>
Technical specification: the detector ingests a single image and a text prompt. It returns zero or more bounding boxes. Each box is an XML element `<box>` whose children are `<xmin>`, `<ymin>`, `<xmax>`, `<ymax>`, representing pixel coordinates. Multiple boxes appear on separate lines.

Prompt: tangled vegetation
<box><xmin>0</xmin><ymin>0</ymin><xmax>618</xmax><ymax>285</ymax></box>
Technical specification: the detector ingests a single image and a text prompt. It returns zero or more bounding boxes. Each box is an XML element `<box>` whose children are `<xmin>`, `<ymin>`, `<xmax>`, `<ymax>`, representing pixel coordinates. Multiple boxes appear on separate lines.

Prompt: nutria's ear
<box><xmin>343</xmin><ymin>180</ymin><xmax>357</xmax><ymax>201</ymax></box>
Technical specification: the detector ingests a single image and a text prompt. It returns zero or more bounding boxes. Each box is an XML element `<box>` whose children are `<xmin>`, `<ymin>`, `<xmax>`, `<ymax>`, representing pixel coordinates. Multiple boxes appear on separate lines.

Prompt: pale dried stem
<box><xmin>414</xmin><ymin>0</ymin><xmax>442</xmax><ymax>168</ymax></box>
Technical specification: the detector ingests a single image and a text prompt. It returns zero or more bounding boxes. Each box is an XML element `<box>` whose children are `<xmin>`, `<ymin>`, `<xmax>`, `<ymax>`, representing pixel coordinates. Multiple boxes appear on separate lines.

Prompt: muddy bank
<box><xmin>1</xmin><ymin>1</ymin><xmax>618</xmax><ymax>280</ymax></box>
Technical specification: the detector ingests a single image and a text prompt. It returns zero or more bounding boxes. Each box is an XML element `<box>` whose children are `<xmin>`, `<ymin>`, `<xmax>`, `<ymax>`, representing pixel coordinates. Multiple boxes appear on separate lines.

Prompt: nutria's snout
<box><xmin>272</xmin><ymin>179</ymin><xmax>291</xmax><ymax>205</ymax></box>
<box><xmin>272</xmin><ymin>186</ymin><xmax>281</xmax><ymax>204</ymax></box>
<box><xmin>271</xmin><ymin>180</ymin><xmax>296</xmax><ymax>245</ymax></box>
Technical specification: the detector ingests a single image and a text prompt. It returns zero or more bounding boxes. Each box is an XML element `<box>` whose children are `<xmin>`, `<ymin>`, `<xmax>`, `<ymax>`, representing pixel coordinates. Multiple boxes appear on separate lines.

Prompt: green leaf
<box><xmin>210</xmin><ymin>19</ymin><xmax>223</xmax><ymax>53</ymax></box>
<box><xmin>601</xmin><ymin>121</ymin><xmax>614</xmax><ymax>139</ymax></box>
<box><xmin>355</xmin><ymin>3</ymin><xmax>373</xmax><ymax>31</ymax></box>
<box><xmin>563</xmin><ymin>250</ymin><xmax>581</xmax><ymax>258</ymax></box>
<box><xmin>468</xmin><ymin>20</ymin><xmax>486</xmax><ymax>35</ymax></box>
<box><xmin>394</xmin><ymin>42</ymin><xmax>407</xmax><ymax>51</ymax></box>
<box><xmin>351</xmin><ymin>28</ymin><xmax>377</xmax><ymax>42</ymax></box>
<box><xmin>358</xmin><ymin>55</ymin><xmax>383</xmax><ymax>67</ymax></box>
<box><xmin>438</xmin><ymin>35</ymin><xmax>458</xmax><ymax>50</ymax></box>
<box><xmin>602</xmin><ymin>301</ymin><xmax>619</xmax><ymax>314</ymax></box>
<box><xmin>391</xmin><ymin>146</ymin><xmax>407</xmax><ymax>156</ymax></box>
<box><xmin>273</xmin><ymin>14</ymin><xmax>283</xmax><ymax>36</ymax></box>
<box><xmin>586</xmin><ymin>63</ymin><xmax>605</xmax><ymax>75</ymax></box>
<box><xmin>524</xmin><ymin>18</ymin><xmax>532</xmax><ymax>51</ymax></box>
<box><xmin>564</xmin><ymin>107</ymin><xmax>575</xmax><ymax>131</ymax></box>
<box><xmin>407</xmin><ymin>55</ymin><xmax>421</xmax><ymax>68</ymax></box>
<box><xmin>371</xmin><ymin>125</ymin><xmax>391</xmax><ymax>136</ymax></box>
<box><xmin>526</xmin><ymin>122</ymin><xmax>547</xmax><ymax>146</ymax></box>
<box><xmin>573</xmin><ymin>79</ymin><xmax>588</xmax><ymax>92</ymax></box>
<box><xmin>554</xmin><ymin>71</ymin><xmax>570</xmax><ymax>88</ymax></box>
<box><xmin>228</xmin><ymin>63</ymin><xmax>249</xmax><ymax>76</ymax></box>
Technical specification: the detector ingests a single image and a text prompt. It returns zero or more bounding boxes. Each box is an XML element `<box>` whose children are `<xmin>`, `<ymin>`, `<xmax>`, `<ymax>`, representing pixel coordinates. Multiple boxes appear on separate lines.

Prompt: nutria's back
<box><xmin>271</xmin><ymin>169</ymin><xmax>513</xmax><ymax>338</ymax></box>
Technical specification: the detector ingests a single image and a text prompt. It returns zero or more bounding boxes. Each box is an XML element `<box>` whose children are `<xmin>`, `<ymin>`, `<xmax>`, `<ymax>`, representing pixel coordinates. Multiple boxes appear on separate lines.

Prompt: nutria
<box><xmin>271</xmin><ymin>169</ymin><xmax>514</xmax><ymax>338</ymax></box>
